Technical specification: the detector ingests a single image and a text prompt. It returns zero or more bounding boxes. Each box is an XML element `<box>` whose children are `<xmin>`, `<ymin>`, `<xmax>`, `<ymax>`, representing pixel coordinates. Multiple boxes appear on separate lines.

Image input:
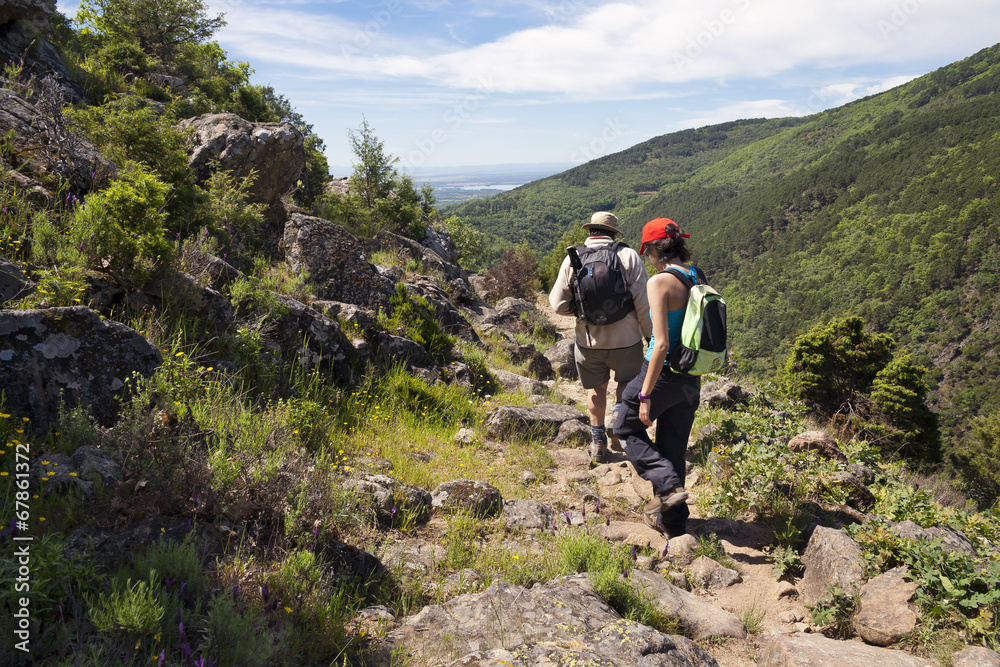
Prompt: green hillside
<box><xmin>447</xmin><ymin>44</ymin><xmax>1000</xmax><ymax>452</ymax></box>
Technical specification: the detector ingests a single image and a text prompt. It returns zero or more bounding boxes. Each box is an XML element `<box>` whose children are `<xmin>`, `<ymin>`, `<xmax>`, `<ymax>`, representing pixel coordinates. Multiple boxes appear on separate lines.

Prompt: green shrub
<box><xmin>383</xmin><ymin>283</ymin><xmax>455</xmax><ymax>360</ymax></box>
<box><xmin>267</xmin><ymin>549</ymin><xmax>362</xmax><ymax>664</ymax></box>
<box><xmin>133</xmin><ymin>537</ymin><xmax>206</xmax><ymax>601</ymax></box>
<box><xmin>67</xmin><ymin>95</ymin><xmax>192</xmax><ymax>190</ymax></box>
<box><xmin>200</xmin><ymin>592</ymin><xmax>277</xmax><ymax>667</ymax></box>
<box><xmin>70</xmin><ymin>163</ymin><xmax>173</xmax><ymax>288</ymax></box>
<box><xmin>198</xmin><ymin>168</ymin><xmax>267</xmax><ymax>256</ymax></box>
<box><xmin>538</xmin><ymin>224</ymin><xmax>587</xmax><ymax>290</ymax></box>
<box><xmin>805</xmin><ymin>584</ymin><xmax>857</xmax><ymax>638</ymax></box>
<box><xmin>782</xmin><ymin>316</ymin><xmax>895</xmax><ymax>417</ymax></box>
<box><xmin>92</xmin><ymin>39</ymin><xmax>156</xmax><ymax>76</ymax></box>
<box><xmin>440</xmin><ymin>214</ymin><xmax>489</xmax><ymax>272</ymax></box>
<box><xmin>767</xmin><ymin>515</ymin><xmax>807</xmax><ymax>579</ymax></box>
<box><xmin>954</xmin><ymin>410</ymin><xmax>1000</xmax><ymax>509</ymax></box>
<box><xmin>691</xmin><ymin>534</ymin><xmax>738</xmax><ymax>571</ymax></box>
<box><xmin>782</xmin><ymin>316</ymin><xmax>940</xmax><ymax>463</ymax></box>
<box><xmin>557</xmin><ymin>531</ymin><xmax>678</xmax><ymax>634</ymax></box>
<box><xmin>87</xmin><ymin>570</ymin><xmax>164</xmax><ymax>636</ymax></box>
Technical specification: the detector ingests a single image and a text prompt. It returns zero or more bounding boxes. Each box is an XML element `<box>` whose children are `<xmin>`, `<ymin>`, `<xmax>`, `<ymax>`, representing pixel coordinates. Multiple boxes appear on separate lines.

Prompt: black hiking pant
<box><xmin>614</xmin><ymin>360</ymin><xmax>700</xmax><ymax>530</ymax></box>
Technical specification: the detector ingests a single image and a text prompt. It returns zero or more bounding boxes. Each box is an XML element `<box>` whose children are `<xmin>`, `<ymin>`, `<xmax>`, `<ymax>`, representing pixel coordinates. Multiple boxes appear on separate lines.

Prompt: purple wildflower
<box><xmin>262</xmin><ymin>583</ymin><xmax>269</xmax><ymax>602</ymax></box>
<box><xmin>605</xmin><ymin>514</ymin><xmax>610</xmax><ymax>527</ymax></box>
<box><xmin>232</xmin><ymin>583</ymin><xmax>240</xmax><ymax>605</ymax></box>
<box><xmin>564</xmin><ymin>511</ymin><xmax>572</xmax><ymax>526</ymax></box>
<box><xmin>158</xmin><ymin>650</ymin><xmax>165</xmax><ymax>667</ymax></box>
<box><xmin>661</xmin><ymin>541</ymin><xmax>670</xmax><ymax>558</ymax></box>
<box><xmin>631</xmin><ymin>545</ymin><xmax>637</xmax><ymax>562</ymax></box>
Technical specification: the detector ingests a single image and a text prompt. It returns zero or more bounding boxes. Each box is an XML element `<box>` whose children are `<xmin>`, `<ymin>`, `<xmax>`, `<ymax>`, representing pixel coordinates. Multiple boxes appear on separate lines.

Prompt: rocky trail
<box><xmin>529</xmin><ymin>294</ymin><xmax>809</xmax><ymax>667</ymax></box>
<box><xmin>365</xmin><ymin>293</ymin><xmax>999</xmax><ymax>666</ymax></box>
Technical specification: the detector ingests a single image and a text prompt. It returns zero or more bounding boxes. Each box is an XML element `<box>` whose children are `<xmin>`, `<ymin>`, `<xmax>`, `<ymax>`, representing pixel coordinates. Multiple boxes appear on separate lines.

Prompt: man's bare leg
<box><xmin>586</xmin><ymin>381</ymin><xmax>610</xmax><ymax>464</ymax></box>
<box><xmin>587</xmin><ymin>381</ymin><xmax>609</xmax><ymax>426</ymax></box>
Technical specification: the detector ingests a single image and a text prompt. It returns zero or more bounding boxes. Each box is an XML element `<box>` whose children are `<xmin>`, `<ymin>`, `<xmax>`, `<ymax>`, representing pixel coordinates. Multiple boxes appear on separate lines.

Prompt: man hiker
<box><xmin>548</xmin><ymin>211</ymin><xmax>652</xmax><ymax>464</ymax></box>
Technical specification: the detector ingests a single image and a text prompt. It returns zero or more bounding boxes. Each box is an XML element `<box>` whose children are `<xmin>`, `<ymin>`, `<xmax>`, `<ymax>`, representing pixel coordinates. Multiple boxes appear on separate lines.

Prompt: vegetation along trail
<box><xmin>0</xmin><ymin>1</ymin><xmax>998</xmax><ymax>665</ymax></box>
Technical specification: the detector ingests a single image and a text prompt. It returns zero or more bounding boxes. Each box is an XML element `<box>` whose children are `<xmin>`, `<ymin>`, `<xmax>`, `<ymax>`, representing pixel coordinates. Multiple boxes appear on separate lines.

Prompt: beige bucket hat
<box><xmin>582</xmin><ymin>211</ymin><xmax>620</xmax><ymax>235</ymax></box>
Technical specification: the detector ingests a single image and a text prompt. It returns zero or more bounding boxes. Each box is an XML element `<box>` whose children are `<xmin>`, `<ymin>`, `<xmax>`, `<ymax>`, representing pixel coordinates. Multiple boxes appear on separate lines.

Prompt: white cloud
<box><xmin>209</xmin><ymin>0</ymin><xmax>1000</xmax><ymax>101</ymax></box>
<box><xmin>678</xmin><ymin>99</ymin><xmax>804</xmax><ymax>129</ymax></box>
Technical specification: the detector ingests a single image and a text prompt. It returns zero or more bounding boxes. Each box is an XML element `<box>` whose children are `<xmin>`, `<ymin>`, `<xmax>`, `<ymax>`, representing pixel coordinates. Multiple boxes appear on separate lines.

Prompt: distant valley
<box><xmin>330</xmin><ymin>162</ymin><xmax>576</xmax><ymax>205</ymax></box>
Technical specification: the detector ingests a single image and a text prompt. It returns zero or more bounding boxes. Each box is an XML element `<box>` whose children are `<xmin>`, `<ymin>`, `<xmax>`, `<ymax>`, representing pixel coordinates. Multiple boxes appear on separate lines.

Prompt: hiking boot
<box><xmin>589</xmin><ymin>438</ymin><xmax>607</xmax><ymax>465</ymax></box>
<box><xmin>643</xmin><ymin>487</ymin><xmax>689</xmax><ymax>516</ymax></box>
<box><xmin>643</xmin><ymin>511</ymin><xmax>667</xmax><ymax>536</ymax></box>
<box><xmin>642</xmin><ymin>512</ymin><xmax>688</xmax><ymax>538</ymax></box>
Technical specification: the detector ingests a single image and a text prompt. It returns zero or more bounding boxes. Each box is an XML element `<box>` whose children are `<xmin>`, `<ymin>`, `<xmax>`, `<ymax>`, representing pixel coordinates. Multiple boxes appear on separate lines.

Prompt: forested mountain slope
<box><xmin>448</xmin><ymin>44</ymin><xmax>1000</xmax><ymax>450</ymax></box>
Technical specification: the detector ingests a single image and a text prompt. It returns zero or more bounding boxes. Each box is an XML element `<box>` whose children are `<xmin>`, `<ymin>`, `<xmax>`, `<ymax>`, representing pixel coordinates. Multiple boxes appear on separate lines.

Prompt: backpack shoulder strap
<box><xmin>659</xmin><ymin>266</ymin><xmax>696</xmax><ymax>289</ymax></box>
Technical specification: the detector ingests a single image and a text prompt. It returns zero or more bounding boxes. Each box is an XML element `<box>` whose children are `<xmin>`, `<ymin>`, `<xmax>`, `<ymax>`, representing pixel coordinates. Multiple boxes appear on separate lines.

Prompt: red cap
<box><xmin>639</xmin><ymin>218</ymin><xmax>689</xmax><ymax>255</ymax></box>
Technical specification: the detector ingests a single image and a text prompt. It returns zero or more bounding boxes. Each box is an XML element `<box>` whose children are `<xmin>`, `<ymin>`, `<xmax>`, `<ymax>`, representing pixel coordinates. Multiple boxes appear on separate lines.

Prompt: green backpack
<box><xmin>662</xmin><ymin>267</ymin><xmax>728</xmax><ymax>376</ymax></box>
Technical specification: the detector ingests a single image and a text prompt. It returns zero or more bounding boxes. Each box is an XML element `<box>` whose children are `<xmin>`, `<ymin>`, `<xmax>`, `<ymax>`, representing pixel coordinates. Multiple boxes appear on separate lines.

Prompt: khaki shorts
<box><xmin>574</xmin><ymin>342</ymin><xmax>644</xmax><ymax>391</ymax></box>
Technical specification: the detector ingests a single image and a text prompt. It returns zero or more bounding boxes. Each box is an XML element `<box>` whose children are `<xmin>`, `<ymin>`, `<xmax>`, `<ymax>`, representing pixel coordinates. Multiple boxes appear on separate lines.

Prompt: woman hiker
<box><xmin>613</xmin><ymin>217</ymin><xmax>702</xmax><ymax>538</ymax></box>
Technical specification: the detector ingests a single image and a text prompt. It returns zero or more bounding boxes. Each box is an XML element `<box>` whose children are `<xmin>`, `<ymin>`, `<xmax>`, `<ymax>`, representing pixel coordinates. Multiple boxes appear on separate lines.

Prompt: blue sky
<box><xmin>59</xmin><ymin>0</ymin><xmax>1000</xmax><ymax>171</ymax></box>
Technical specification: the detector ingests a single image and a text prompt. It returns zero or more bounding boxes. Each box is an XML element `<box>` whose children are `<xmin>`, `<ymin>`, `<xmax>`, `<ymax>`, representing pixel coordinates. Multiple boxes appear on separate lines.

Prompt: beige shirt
<box><xmin>548</xmin><ymin>235</ymin><xmax>653</xmax><ymax>349</ymax></box>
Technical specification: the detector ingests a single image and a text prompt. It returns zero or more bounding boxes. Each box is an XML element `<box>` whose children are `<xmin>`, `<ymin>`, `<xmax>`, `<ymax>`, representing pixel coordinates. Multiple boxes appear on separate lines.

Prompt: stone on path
<box><xmin>759</xmin><ymin>632</ymin><xmax>934</xmax><ymax>667</ymax></box>
<box><xmin>431</xmin><ymin>479</ymin><xmax>503</xmax><ymax>518</ymax></box>
<box><xmin>630</xmin><ymin>569</ymin><xmax>748</xmax><ymax>640</ymax></box>
<box><xmin>687</xmin><ymin>556</ymin><xmax>742</xmax><ymax>589</ymax></box>
<box><xmin>854</xmin><ymin>566</ymin><xmax>918</xmax><ymax>646</ymax></box>
<box><xmin>799</xmin><ymin>526</ymin><xmax>865</xmax><ymax>605</ymax></box>
<box><xmin>951</xmin><ymin>646</ymin><xmax>1000</xmax><ymax>667</ymax></box>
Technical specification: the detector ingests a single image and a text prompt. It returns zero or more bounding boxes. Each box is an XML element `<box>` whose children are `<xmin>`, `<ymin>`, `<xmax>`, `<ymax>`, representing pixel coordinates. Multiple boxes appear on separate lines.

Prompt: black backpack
<box><xmin>567</xmin><ymin>242</ymin><xmax>635</xmax><ymax>326</ymax></box>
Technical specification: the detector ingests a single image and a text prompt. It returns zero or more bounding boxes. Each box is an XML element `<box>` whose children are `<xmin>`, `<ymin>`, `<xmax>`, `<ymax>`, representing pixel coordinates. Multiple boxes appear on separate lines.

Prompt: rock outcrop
<box><xmin>0</xmin><ymin>306</ymin><xmax>162</xmax><ymax>432</ymax></box>
<box><xmin>0</xmin><ymin>87</ymin><xmax>113</xmax><ymax>198</ymax></box>
<box><xmin>0</xmin><ymin>258</ymin><xmax>33</xmax><ymax>304</ymax></box>
<box><xmin>375</xmin><ymin>575</ymin><xmax>719</xmax><ymax>667</ymax></box>
<box><xmin>0</xmin><ymin>0</ymin><xmax>83</xmax><ymax>101</ymax></box>
<box><xmin>179</xmin><ymin>113</ymin><xmax>305</xmax><ymax>231</ymax></box>
<box><xmin>485</xmin><ymin>403</ymin><xmax>587</xmax><ymax>441</ymax></box>
<box><xmin>283</xmin><ymin>213</ymin><xmax>394</xmax><ymax>311</ymax></box>
<box><xmin>270</xmin><ymin>293</ymin><xmax>360</xmax><ymax>385</ymax></box>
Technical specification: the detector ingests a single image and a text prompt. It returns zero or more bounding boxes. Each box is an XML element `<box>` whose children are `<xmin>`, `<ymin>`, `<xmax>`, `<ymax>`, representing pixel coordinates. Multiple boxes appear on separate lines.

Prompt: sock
<box><xmin>591</xmin><ymin>425</ymin><xmax>607</xmax><ymax>442</ymax></box>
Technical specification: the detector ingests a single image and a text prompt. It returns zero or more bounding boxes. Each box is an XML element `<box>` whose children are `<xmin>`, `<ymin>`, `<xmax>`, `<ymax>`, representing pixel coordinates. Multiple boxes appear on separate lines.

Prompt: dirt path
<box><xmin>534</xmin><ymin>291</ymin><xmax>809</xmax><ymax>667</ymax></box>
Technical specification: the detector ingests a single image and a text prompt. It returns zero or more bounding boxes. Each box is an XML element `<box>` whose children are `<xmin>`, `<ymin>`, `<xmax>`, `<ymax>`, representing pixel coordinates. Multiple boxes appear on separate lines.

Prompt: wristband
<box><xmin>637</xmin><ymin>392</ymin><xmax>651</xmax><ymax>401</ymax></box>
